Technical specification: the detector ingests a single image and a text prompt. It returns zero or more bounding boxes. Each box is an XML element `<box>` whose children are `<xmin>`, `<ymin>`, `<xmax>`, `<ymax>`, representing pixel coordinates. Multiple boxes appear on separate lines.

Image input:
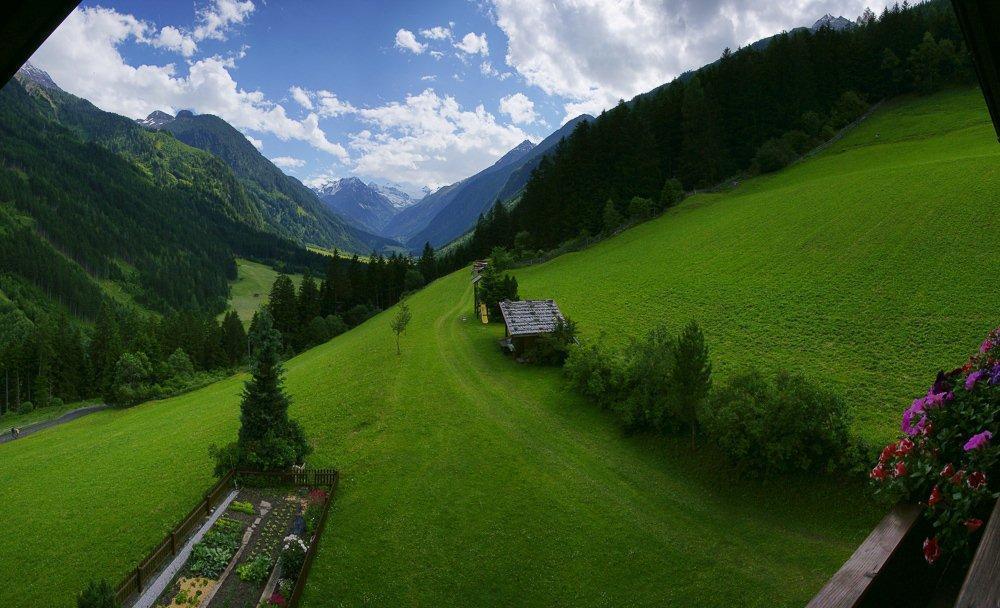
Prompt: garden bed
<box><xmin>151</xmin><ymin>484</ymin><xmax>331</xmax><ymax>608</ymax></box>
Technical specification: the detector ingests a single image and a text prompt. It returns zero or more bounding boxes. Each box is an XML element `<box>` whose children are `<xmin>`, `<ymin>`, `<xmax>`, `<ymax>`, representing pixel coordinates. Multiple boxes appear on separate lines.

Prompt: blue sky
<box><xmin>30</xmin><ymin>0</ymin><xmax>894</xmax><ymax>195</ymax></box>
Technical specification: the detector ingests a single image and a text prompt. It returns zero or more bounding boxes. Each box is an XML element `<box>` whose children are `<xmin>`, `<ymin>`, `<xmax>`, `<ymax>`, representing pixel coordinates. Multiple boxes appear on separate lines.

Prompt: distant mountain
<box><xmin>312</xmin><ymin>177</ymin><xmax>416</xmax><ymax>234</ymax></box>
<box><xmin>136</xmin><ymin>110</ymin><xmax>397</xmax><ymax>253</ymax></box>
<box><xmin>3</xmin><ymin>66</ymin><xmax>328</xmax><ymax>316</ymax></box>
<box><xmin>392</xmin><ymin>119</ymin><xmax>591</xmax><ymax>251</ymax></box>
<box><xmin>17</xmin><ymin>61</ymin><xmax>60</xmax><ymax>91</ymax></box>
<box><xmin>811</xmin><ymin>14</ymin><xmax>855</xmax><ymax>32</ymax></box>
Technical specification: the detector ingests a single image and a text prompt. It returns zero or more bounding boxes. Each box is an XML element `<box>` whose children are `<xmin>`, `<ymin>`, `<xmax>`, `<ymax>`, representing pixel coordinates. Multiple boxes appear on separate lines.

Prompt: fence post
<box><xmin>170</xmin><ymin>531</ymin><xmax>176</xmax><ymax>555</ymax></box>
<box><xmin>135</xmin><ymin>565</ymin><xmax>142</xmax><ymax>591</ymax></box>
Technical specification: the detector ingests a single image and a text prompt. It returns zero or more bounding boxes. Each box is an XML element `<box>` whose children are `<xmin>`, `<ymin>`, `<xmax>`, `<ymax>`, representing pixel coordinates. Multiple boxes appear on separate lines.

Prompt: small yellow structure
<box><xmin>479</xmin><ymin>303</ymin><xmax>489</xmax><ymax>324</ymax></box>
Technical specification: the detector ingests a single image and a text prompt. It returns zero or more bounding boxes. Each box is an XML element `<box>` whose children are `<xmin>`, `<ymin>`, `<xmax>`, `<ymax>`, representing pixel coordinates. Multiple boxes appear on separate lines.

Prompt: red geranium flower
<box><xmin>269</xmin><ymin>593</ymin><xmax>287</xmax><ymax>607</ymax></box>
<box><xmin>893</xmin><ymin>461</ymin><xmax>907</xmax><ymax>478</ymax></box>
<box><xmin>950</xmin><ymin>470</ymin><xmax>966</xmax><ymax>485</ymax></box>
<box><xmin>879</xmin><ymin>443</ymin><xmax>896</xmax><ymax>464</ymax></box>
<box><xmin>940</xmin><ymin>463</ymin><xmax>955</xmax><ymax>478</ymax></box>
<box><xmin>870</xmin><ymin>465</ymin><xmax>887</xmax><ymax>481</ymax></box>
<box><xmin>923</xmin><ymin>537</ymin><xmax>942</xmax><ymax>565</ymax></box>
<box><xmin>895</xmin><ymin>438</ymin><xmax>915</xmax><ymax>456</ymax></box>
<box><xmin>965</xmin><ymin>518</ymin><xmax>984</xmax><ymax>533</ymax></box>
<box><xmin>927</xmin><ymin>485</ymin><xmax>943</xmax><ymax>507</ymax></box>
<box><xmin>968</xmin><ymin>471</ymin><xmax>987</xmax><ymax>490</ymax></box>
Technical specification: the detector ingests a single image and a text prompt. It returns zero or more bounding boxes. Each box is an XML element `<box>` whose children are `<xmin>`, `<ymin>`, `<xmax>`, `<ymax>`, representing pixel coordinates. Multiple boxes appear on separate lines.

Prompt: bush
<box><xmin>280</xmin><ymin>534</ymin><xmax>308</xmax><ymax>579</ymax></box>
<box><xmin>230</xmin><ymin>500</ymin><xmax>254</xmax><ymax>515</ymax></box>
<box><xmin>344</xmin><ymin>304</ymin><xmax>374</xmax><ymax>327</ymax></box>
<box><xmin>701</xmin><ymin>369</ymin><xmax>851</xmax><ymax>475</ymax></box>
<box><xmin>627</xmin><ymin>196</ymin><xmax>653</xmax><ymax>220</ymax></box>
<box><xmin>19</xmin><ymin>401</ymin><xmax>33</xmax><ymax>413</ymax></box>
<box><xmin>659</xmin><ymin>178</ymin><xmax>684</xmax><ymax>210</ymax></box>
<box><xmin>489</xmin><ymin>246</ymin><xmax>515</xmax><ymax>272</ymax></box>
<box><xmin>166</xmin><ymin>348</ymin><xmax>195</xmax><ymax>379</ymax></box>
<box><xmin>237</xmin><ymin>553</ymin><xmax>273</xmax><ymax>584</ymax></box>
<box><xmin>522</xmin><ymin>317</ymin><xmax>578</xmax><ymax>365</ymax></box>
<box><xmin>754</xmin><ymin>137</ymin><xmax>797</xmax><ymax>173</ymax></box>
<box><xmin>564</xmin><ymin>338</ymin><xmax>624</xmax><ymax>409</ymax></box>
<box><xmin>618</xmin><ymin>325</ymin><xmax>679</xmax><ymax>433</ymax></box>
<box><xmin>50</xmin><ymin>397</ymin><xmax>64</xmax><ymax>408</ymax></box>
<box><xmin>76</xmin><ymin>579</ymin><xmax>119</xmax><ymax>608</ymax></box>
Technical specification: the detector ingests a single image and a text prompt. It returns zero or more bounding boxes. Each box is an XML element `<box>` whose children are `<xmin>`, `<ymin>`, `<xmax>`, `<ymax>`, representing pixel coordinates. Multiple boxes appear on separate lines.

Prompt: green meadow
<box><xmin>225</xmin><ymin>258</ymin><xmax>302</xmax><ymax>325</ymax></box>
<box><xmin>0</xmin><ymin>88</ymin><xmax>997</xmax><ymax>606</ymax></box>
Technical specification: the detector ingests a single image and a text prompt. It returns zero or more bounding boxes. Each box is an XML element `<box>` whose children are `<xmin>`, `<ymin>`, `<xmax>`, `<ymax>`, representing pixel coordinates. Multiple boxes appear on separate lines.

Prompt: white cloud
<box><xmin>421</xmin><ymin>74</ymin><xmax>437</xmax><ymax>81</ymax></box>
<box><xmin>315</xmin><ymin>90</ymin><xmax>356</xmax><ymax>117</ymax></box>
<box><xmin>289</xmin><ymin>85</ymin><xmax>313</xmax><ymax>110</ymax></box>
<box><xmin>499</xmin><ymin>92</ymin><xmax>538</xmax><ymax>125</ymax></box>
<box><xmin>271</xmin><ymin>156</ymin><xmax>305</xmax><ymax>169</ymax></box>
<box><xmin>480</xmin><ymin>61</ymin><xmax>511</xmax><ymax>80</ymax></box>
<box><xmin>491</xmin><ymin>0</ymin><xmax>891</xmax><ymax>121</ymax></box>
<box><xmin>394</xmin><ymin>28</ymin><xmax>427</xmax><ymax>54</ymax></box>
<box><xmin>247</xmin><ymin>136</ymin><xmax>263</xmax><ymax>150</ymax></box>
<box><xmin>193</xmin><ymin>0</ymin><xmax>255</xmax><ymax>42</ymax></box>
<box><xmin>346</xmin><ymin>89</ymin><xmax>529</xmax><ymax>190</ymax></box>
<box><xmin>151</xmin><ymin>26</ymin><xmax>198</xmax><ymax>57</ymax></box>
<box><xmin>30</xmin><ymin>6</ymin><xmax>348</xmax><ymax>161</ymax></box>
<box><xmin>420</xmin><ymin>26</ymin><xmax>452</xmax><ymax>40</ymax></box>
<box><xmin>454</xmin><ymin>32</ymin><xmax>489</xmax><ymax>56</ymax></box>
<box><xmin>429</xmin><ymin>50</ymin><xmax>444</xmax><ymax>60</ymax></box>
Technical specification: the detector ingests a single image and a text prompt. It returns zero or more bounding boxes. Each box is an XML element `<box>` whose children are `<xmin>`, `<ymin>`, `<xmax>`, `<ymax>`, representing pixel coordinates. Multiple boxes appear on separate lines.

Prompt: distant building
<box><xmin>498</xmin><ymin>299</ymin><xmax>565</xmax><ymax>358</ymax></box>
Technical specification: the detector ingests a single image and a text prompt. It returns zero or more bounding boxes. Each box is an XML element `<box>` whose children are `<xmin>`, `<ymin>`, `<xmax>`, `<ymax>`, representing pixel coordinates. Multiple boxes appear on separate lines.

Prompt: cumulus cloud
<box><xmin>271</xmin><ymin>156</ymin><xmax>305</xmax><ymax>169</ymax></box>
<box><xmin>429</xmin><ymin>50</ymin><xmax>445</xmax><ymax>60</ymax></box>
<box><xmin>30</xmin><ymin>6</ymin><xmax>347</xmax><ymax>161</ymax></box>
<box><xmin>193</xmin><ymin>0</ymin><xmax>255</xmax><ymax>42</ymax></box>
<box><xmin>480</xmin><ymin>61</ymin><xmax>511</xmax><ymax>80</ymax></box>
<box><xmin>420</xmin><ymin>26</ymin><xmax>452</xmax><ymax>40</ymax></box>
<box><xmin>499</xmin><ymin>92</ymin><xmax>538</xmax><ymax>125</ymax></box>
<box><xmin>395</xmin><ymin>28</ymin><xmax>427</xmax><ymax>54</ymax></box>
<box><xmin>247</xmin><ymin>136</ymin><xmax>263</xmax><ymax>150</ymax></box>
<box><xmin>345</xmin><ymin>89</ymin><xmax>529</xmax><ymax>190</ymax></box>
<box><xmin>454</xmin><ymin>32</ymin><xmax>489</xmax><ymax>56</ymax></box>
<box><xmin>315</xmin><ymin>90</ymin><xmax>356</xmax><ymax>117</ymax></box>
<box><xmin>421</xmin><ymin>74</ymin><xmax>437</xmax><ymax>81</ymax></box>
<box><xmin>491</xmin><ymin>0</ymin><xmax>890</xmax><ymax>121</ymax></box>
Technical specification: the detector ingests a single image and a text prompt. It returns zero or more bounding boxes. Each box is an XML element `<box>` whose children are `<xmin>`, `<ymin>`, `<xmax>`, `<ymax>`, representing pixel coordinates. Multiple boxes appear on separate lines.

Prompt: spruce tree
<box><xmin>670</xmin><ymin>320</ymin><xmax>712</xmax><ymax>449</ymax></box>
<box><xmin>230</xmin><ymin>309</ymin><xmax>310</xmax><ymax>471</ymax></box>
<box><xmin>267</xmin><ymin>274</ymin><xmax>298</xmax><ymax>341</ymax></box>
<box><xmin>297</xmin><ymin>271</ymin><xmax>321</xmax><ymax>325</ymax></box>
<box><xmin>418</xmin><ymin>242</ymin><xmax>437</xmax><ymax>281</ymax></box>
<box><xmin>220</xmin><ymin>310</ymin><xmax>247</xmax><ymax>365</ymax></box>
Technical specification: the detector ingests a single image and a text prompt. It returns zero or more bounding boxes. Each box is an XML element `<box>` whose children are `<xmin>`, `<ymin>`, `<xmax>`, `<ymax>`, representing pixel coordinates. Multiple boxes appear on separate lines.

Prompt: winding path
<box><xmin>0</xmin><ymin>403</ymin><xmax>111</xmax><ymax>444</ymax></box>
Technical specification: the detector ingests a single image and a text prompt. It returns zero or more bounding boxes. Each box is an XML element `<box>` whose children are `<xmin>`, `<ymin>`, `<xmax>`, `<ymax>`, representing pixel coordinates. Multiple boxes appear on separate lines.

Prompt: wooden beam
<box><xmin>806</xmin><ymin>503</ymin><xmax>922</xmax><ymax>608</ymax></box>
<box><xmin>0</xmin><ymin>0</ymin><xmax>80</xmax><ymax>89</ymax></box>
<box><xmin>951</xmin><ymin>0</ymin><xmax>1000</xmax><ymax>141</ymax></box>
<box><xmin>955</xmin><ymin>498</ymin><xmax>1000</xmax><ymax>608</ymax></box>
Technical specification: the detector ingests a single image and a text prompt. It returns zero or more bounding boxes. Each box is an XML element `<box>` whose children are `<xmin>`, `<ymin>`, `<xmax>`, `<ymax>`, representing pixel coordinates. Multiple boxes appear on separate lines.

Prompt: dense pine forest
<box><xmin>436</xmin><ymin>0</ymin><xmax>974</xmax><ymax>271</ymax></box>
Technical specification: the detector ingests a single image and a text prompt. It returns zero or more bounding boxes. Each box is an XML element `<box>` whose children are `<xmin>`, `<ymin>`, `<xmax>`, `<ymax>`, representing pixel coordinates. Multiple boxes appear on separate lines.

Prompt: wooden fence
<box><xmin>114</xmin><ymin>470</ymin><xmax>236</xmax><ymax>606</ymax></box>
<box><xmin>288</xmin><ymin>469</ymin><xmax>340</xmax><ymax>607</ymax></box>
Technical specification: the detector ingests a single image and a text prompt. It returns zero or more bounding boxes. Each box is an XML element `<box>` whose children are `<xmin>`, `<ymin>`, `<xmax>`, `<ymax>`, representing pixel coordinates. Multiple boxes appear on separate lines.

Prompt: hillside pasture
<box><xmin>225</xmin><ymin>258</ymin><xmax>302</xmax><ymax>325</ymax></box>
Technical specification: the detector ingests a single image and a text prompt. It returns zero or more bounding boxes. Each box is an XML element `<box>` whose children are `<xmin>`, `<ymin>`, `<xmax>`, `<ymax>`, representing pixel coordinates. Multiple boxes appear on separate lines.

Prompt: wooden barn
<box><xmin>497</xmin><ymin>299</ymin><xmax>565</xmax><ymax>358</ymax></box>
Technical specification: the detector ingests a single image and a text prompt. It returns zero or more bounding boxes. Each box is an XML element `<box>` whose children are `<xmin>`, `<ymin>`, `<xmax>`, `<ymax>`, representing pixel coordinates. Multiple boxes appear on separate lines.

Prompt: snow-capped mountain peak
<box><xmin>811</xmin><ymin>14</ymin><xmax>855</xmax><ymax>32</ymax></box>
<box><xmin>15</xmin><ymin>61</ymin><xmax>60</xmax><ymax>91</ymax></box>
<box><xmin>370</xmin><ymin>182</ymin><xmax>419</xmax><ymax>209</ymax></box>
<box><xmin>136</xmin><ymin>110</ymin><xmax>176</xmax><ymax>130</ymax></box>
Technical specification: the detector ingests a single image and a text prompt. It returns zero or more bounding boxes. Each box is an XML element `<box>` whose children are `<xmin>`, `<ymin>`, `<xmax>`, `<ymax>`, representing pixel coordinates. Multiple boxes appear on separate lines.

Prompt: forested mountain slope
<box><xmin>147</xmin><ymin>110</ymin><xmax>396</xmax><ymax>253</ymax></box>
<box><xmin>442</xmin><ymin>0</ymin><xmax>972</xmax><ymax>266</ymax></box>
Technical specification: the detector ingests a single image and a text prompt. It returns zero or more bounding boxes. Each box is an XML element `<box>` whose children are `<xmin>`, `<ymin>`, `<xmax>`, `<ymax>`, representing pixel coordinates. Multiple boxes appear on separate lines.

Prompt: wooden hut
<box><xmin>497</xmin><ymin>299</ymin><xmax>564</xmax><ymax>358</ymax></box>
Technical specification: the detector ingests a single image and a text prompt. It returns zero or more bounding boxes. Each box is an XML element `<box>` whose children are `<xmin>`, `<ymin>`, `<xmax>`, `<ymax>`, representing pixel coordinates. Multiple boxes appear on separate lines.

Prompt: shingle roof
<box><xmin>498</xmin><ymin>299</ymin><xmax>564</xmax><ymax>337</ymax></box>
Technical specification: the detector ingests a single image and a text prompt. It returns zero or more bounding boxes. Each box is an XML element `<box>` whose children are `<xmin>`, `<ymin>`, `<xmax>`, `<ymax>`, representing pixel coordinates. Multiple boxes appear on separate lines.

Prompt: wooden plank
<box><xmin>955</xmin><ymin>498</ymin><xmax>1000</xmax><ymax>608</ymax></box>
<box><xmin>807</xmin><ymin>503</ymin><xmax>922</xmax><ymax>608</ymax></box>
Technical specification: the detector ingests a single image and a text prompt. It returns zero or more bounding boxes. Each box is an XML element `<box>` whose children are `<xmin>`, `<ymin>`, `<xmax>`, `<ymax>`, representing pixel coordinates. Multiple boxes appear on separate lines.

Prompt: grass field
<box><xmin>226</xmin><ymin>258</ymin><xmax>302</xmax><ymax>325</ymax></box>
<box><xmin>517</xmin><ymin>88</ymin><xmax>1000</xmax><ymax>442</ymax></box>
<box><xmin>0</xmin><ymin>88</ymin><xmax>997</xmax><ymax>606</ymax></box>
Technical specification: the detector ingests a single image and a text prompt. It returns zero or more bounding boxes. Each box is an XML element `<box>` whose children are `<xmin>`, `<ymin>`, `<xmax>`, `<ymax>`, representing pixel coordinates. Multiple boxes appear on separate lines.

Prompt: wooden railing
<box><xmin>288</xmin><ymin>470</ymin><xmax>339</xmax><ymax>607</ymax></box>
<box><xmin>113</xmin><ymin>470</ymin><xmax>235</xmax><ymax>606</ymax></box>
<box><xmin>810</xmin><ymin>499</ymin><xmax>1000</xmax><ymax>607</ymax></box>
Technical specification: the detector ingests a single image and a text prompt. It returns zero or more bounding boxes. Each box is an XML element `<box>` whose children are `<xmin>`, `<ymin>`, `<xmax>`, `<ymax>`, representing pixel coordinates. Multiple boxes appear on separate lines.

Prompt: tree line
<box><xmin>433</xmin><ymin>0</ymin><xmax>973</xmax><ymax>274</ymax></box>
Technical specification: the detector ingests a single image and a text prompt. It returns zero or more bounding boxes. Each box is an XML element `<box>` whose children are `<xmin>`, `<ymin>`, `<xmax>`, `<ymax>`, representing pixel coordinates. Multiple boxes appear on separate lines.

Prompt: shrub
<box><xmin>19</xmin><ymin>401</ymin><xmax>33</xmax><ymax>413</ymax></box>
<box><xmin>754</xmin><ymin>137</ymin><xmax>797</xmax><ymax>173</ymax></box>
<box><xmin>344</xmin><ymin>304</ymin><xmax>374</xmax><ymax>327</ymax></box>
<box><xmin>76</xmin><ymin>578</ymin><xmax>119</xmax><ymax>608</ymax></box>
<box><xmin>230</xmin><ymin>500</ymin><xmax>255</xmax><ymax>515</ymax></box>
<box><xmin>237</xmin><ymin>553</ymin><xmax>273</xmax><ymax>584</ymax></box>
<box><xmin>166</xmin><ymin>348</ymin><xmax>195</xmax><ymax>379</ymax></box>
<box><xmin>280</xmin><ymin>534</ymin><xmax>308</xmax><ymax>579</ymax></box>
<box><xmin>701</xmin><ymin>369</ymin><xmax>851</xmax><ymax>475</ymax></box>
<box><xmin>659</xmin><ymin>178</ymin><xmax>684</xmax><ymax>210</ymax></box>
<box><xmin>870</xmin><ymin>325</ymin><xmax>999</xmax><ymax>566</ymax></box>
<box><xmin>627</xmin><ymin>196</ymin><xmax>653</xmax><ymax>219</ymax></box>
<box><xmin>523</xmin><ymin>317</ymin><xmax>578</xmax><ymax>365</ymax></box>
<box><xmin>564</xmin><ymin>337</ymin><xmax>623</xmax><ymax>409</ymax></box>
<box><xmin>489</xmin><ymin>246</ymin><xmax>515</xmax><ymax>272</ymax></box>
<box><xmin>670</xmin><ymin>321</ymin><xmax>712</xmax><ymax>448</ymax></box>
<box><xmin>50</xmin><ymin>397</ymin><xmax>64</xmax><ymax>408</ymax></box>
<box><xmin>618</xmin><ymin>325</ymin><xmax>679</xmax><ymax>433</ymax></box>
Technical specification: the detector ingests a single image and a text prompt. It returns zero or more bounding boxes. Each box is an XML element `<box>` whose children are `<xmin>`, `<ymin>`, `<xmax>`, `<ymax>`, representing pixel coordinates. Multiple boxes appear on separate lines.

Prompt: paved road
<box><xmin>0</xmin><ymin>403</ymin><xmax>112</xmax><ymax>444</ymax></box>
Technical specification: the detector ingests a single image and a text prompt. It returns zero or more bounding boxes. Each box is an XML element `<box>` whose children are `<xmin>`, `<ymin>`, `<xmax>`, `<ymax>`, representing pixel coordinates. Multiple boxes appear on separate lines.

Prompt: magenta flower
<box><xmin>990</xmin><ymin>363</ymin><xmax>1000</xmax><ymax>386</ymax></box>
<box><xmin>981</xmin><ymin>338</ymin><xmax>994</xmax><ymax>354</ymax></box>
<box><xmin>965</xmin><ymin>370</ymin><xmax>986</xmax><ymax>391</ymax></box>
<box><xmin>964</xmin><ymin>431</ymin><xmax>993</xmax><ymax>452</ymax></box>
<box><xmin>901</xmin><ymin>399</ymin><xmax>928</xmax><ymax>436</ymax></box>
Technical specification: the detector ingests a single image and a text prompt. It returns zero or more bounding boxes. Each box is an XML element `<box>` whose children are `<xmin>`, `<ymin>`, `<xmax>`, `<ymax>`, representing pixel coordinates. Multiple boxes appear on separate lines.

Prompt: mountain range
<box><xmin>311</xmin><ymin>177</ymin><xmax>418</xmax><ymax>235</ymax></box>
<box><xmin>381</xmin><ymin>115</ymin><xmax>591</xmax><ymax>250</ymax></box>
<box><xmin>133</xmin><ymin>108</ymin><xmax>395</xmax><ymax>253</ymax></box>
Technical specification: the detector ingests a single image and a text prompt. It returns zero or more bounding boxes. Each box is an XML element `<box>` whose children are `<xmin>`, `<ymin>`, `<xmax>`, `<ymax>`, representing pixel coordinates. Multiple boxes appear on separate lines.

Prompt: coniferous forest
<box><xmin>435</xmin><ymin>1</ymin><xmax>975</xmax><ymax>273</ymax></box>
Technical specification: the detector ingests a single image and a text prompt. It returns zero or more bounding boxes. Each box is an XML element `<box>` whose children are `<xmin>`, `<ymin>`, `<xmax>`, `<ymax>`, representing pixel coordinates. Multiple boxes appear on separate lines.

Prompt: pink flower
<box><xmin>923</xmin><ymin>537</ymin><xmax>942</xmax><ymax>565</ymax></box>
<box><xmin>965</xmin><ymin>518</ymin><xmax>984</xmax><ymax>533</ymax></box>
<box><xmin>968</xmin><ymin>471</ymin><xmax>987</xmax><ymax>491</ymax></box>
<box><xmin>927</xmin><ymin>485</ymin><xmax>943</xmax><ymax>507</ymax></box>
<box><xmin>964</xmin><ymin>430</ymin><xmax>993</xmax><ymax>452</ymax></box>
<box><xmin>981</xmin><ymin>339</ymin><xmax>994</xmax><ymax>354</ymax></box>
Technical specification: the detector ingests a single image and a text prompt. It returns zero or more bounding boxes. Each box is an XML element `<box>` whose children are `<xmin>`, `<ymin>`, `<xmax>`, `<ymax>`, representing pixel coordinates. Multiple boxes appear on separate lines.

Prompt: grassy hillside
<box><xmin>516</xmin><ymin>88</ymin><xmax>1000</xmax><ymax>442</ymax></box>
<box><xmin>0</xmin><ymin>89</ymin><xmax>995</xmax><ymax>606</ymax></box>
<box><xmin>0</xmin><ymin>270</ymin><xmax>876</xmax><ymax>607</ymax></box>
<box><xmin>225</xmin><ymin>259</ymin><xmax>303</xmax><ymax>325</ymax></box>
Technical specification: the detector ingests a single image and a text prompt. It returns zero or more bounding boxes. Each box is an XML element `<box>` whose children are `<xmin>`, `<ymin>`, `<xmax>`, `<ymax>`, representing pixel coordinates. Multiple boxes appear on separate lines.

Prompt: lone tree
<box><xmin>670</xmin><ymin>320</ymin><xmax>712</xmax><ymax>450</ymax></box>
<box><xmin>211</xmin><ymin>309</ymin><xmax>310</xmax><ymax>474</ymax></box>
<box><xmin>390</xmin><ymin>299</ymin><xmax>412</xmax><ymax>355</ymax></box>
